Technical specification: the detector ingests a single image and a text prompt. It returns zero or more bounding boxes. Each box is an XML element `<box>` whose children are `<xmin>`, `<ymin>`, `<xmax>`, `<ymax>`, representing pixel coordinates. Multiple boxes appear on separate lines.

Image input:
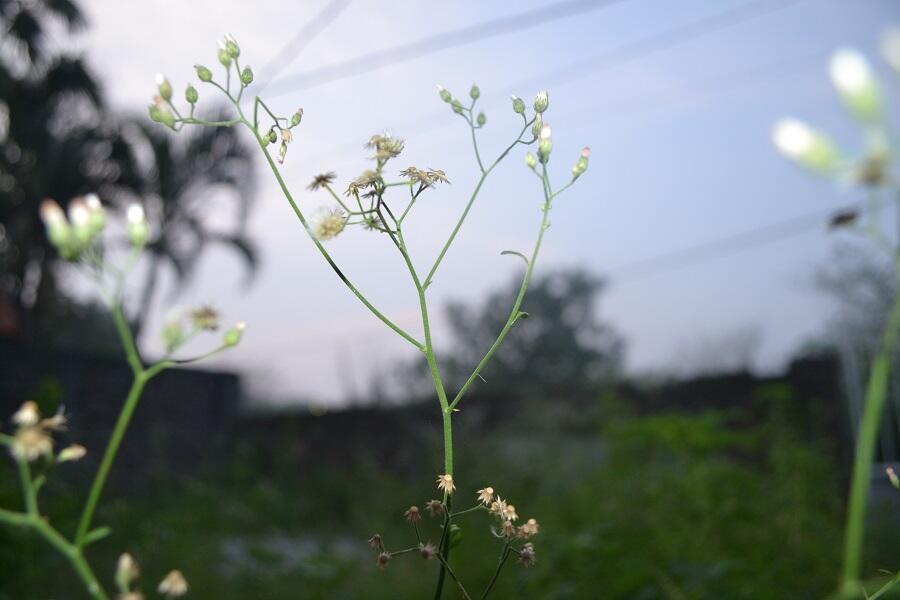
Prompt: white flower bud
<box><xmin>772</xmin><ymin>118</ymin><xmax>839</xmax><ymax>173</ymax></box>
<box><xmin>68</xmin><ymin>198</ymin><xmax>92</xmax><ymax>245</ymax></box>
<box><xmin>12</xmin><ymin>401</ymin><xmax>40</xmax><ymax>427</ymax></box>
<box><xmin>533</xmin><ymin>89</ymin><xmax>549</xmax><ymax>114</ymax></box>
<box><xmin>84</xmin><ymin>193</ymin><xmax>106</xmax><ymax>234</ymax></box>
<box><xmin>538</xmin><ymin>123</ymin><xmax>552</xmax><ymax>163</ymax></box>
<box><xmin>58</xmin><ymin>444</ymin><xmax>86</xmax><ymax>463</ymax></box>
<box><xmin>126</xmin><ymin>204</ymin><xmax>149</xmax><ymax>247</ymax></box>
<box><xmin>829</xmin><ymin>48</ymin><xmax>882</xmax><ymax>122</ymax></box>
<box><xmin>40</xmin><ymin>199</ymin><xmax>70</xmax><ymax>249</ymax></box>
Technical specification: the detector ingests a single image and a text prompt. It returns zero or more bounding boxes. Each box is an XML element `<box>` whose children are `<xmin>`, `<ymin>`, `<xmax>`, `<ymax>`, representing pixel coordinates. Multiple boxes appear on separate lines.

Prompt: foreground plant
<box><xmin>0</xmin><ymin>194</ymin><xmax>243</xmax><ymax>599</ymax></box>
<box><xmin>772</xmin><ymin>30</ymin><xmax>900</xmax><ymax>599</ymax></box>
<box><xmin>150</xmin><ymin>35</ymin><xmax>589</xmax><ymax>596</ymax></box>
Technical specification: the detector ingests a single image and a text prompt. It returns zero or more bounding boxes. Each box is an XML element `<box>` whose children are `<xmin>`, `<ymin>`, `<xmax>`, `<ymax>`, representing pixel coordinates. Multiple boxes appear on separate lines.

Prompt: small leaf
<box><xmin>83</xmin><ymin>526</ymin><xmax>112</xmax><ymax>546</ymax></box>
<box><xmin>500</xmin><ymin>250</ymin><xmax>529</xmax><ymax>266</ymax></box>
<box><xmin>516</xmin><ymin>311</ymin><xmax>530</xmax><ymax>321</ymax></box>
<box><xmin>448</xmin><ymin>524</ymin><xmax>463</xmax><ymax>550</ymax></box>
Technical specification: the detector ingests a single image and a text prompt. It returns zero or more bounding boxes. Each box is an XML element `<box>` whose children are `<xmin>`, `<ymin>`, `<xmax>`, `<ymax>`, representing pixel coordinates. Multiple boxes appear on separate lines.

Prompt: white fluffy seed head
<box><xmin>829</xmin><ymin>48</ymin><xmax>873</xmax><ymax>95</ymax></box>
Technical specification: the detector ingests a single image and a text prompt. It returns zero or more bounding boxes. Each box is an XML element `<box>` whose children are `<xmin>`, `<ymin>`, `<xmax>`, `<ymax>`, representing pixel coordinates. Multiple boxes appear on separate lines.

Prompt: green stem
<box><xmin>246</xmin><ymin>115</ymin><xmax>425</xmax><ymax>351</ymax></box>
<box><xmin>480</xmin><ymin>544</ymin><xmax>512</xmax><ymax>600</ymax></box>
<box><xmin>840</xmin><ymin>272</ymin><xmax>900</xmax><ymax>594</ymax></box>
<box><xmin>75</xmin><ymin>372</ymin><xmax>148</xmax><ymax>547</ymax></box>
<box><xmin>449</xmin><ymin>167</ymin><xmax>553</xmax><ymax>411</ymax></box>
<box><xmin>423</xmin><ymin>119</ymin><xmax>534</xmax><ymax>290</ymax></box>
<box><xmin>32</xmin><ymin>517</ymin><xmax>108</xmax><ymax>600</ymax></box>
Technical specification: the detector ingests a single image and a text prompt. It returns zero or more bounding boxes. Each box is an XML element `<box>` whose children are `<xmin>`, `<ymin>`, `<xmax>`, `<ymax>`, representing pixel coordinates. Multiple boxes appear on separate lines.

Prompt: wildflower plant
<box><xmin>772</xmin><ymin>30</ymin><xmax>900</xmax><ymax>598</ymax></box>
<box><xmin>0</xmin><ymin>193</ymin><xmax>242</xmax><ymax>598</ymax></box>
<box><xmin>150</xmin><ymin>35</ymin><xmax>589</xmax><ymax>596</ymax></box>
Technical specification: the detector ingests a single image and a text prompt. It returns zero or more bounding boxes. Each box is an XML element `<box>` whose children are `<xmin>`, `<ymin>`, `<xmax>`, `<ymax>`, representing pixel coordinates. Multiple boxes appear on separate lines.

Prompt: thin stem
<box><xmin>109</xmin><ymin>302</ymin><xmax>142</xmax><ymax>375</ymax></box>
<box><xmin>246</xmin><ymin>114</ymin><xmax>425</xmax><ymax>351</ymax></box>
<box><xmin>840</xmin><ymin>269</ymin><xmax>900</xmax><ymax>593</ymax></box>
<box><xmin>423</xmin><ymin>119</ymin><xmax>534</xmax><ymax>290</ymax></box>
<box><xmin>75</xmin><ymin>372</ymin><xmax>149</xmax><ymax>547</ymax></box>
<box><xmin>449</xmin><ymin>165</ymin><xmax>553</xmax><ymax>411</ymax></box>
<box><xmin>435</xmin><ymin>552</ymin><xmax>473</xmax><ymax>600</ymax></box>
<box><xmin>480</xmin><ymin>544</ymin><xmax>512</xmax><ymax>600</ymax></box>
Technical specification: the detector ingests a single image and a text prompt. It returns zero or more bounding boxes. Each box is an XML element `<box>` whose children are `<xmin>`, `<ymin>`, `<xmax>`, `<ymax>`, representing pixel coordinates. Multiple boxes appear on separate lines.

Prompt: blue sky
<box><xmin>78</xmin><ymin>0</ymin><xmax>899</xmax><ymax>404</ymax></box>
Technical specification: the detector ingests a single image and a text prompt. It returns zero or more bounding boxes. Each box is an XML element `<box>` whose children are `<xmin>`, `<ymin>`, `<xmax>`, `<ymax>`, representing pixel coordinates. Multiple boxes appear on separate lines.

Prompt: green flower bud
<box><xmin>126</xmin><ymin>204</ymin><xmax>149</xmax><ymax>248</ymax></box>
<box><xmin>185</xmin><ymin>84</ymin><xmax>198</xmax><ymax>104</ymax></box>
<box><xmin>40</xmin><ymin>200</ymin><xmax>71</xmax><ymax>251</ymax></box>
<box><xmin>469</xmin><ymin>84</ymin><xmax>480</xmax><ymax>100</ymax></box>
<box><xmin>277</xmin><ymin>141</ymin><xmax>288</xmax><ymax>164</ymax></box>
<box><xmin>525</xmin><ymin>152</ymin><xmax>537</xmax><ymax>170</ymax></box>
<box><xmin>533</xmin><ymin>89</ymin><xmax>549</xmax><ymax>114</ymax></box>
<box><xmin>158</xmin><ymin>106</ymin><xmax>175</xmax><ymax>129</ymax></box>
<box><xmin>155</xmin><ymin>74</ymin><xmax>172</xmax><ymax>101</ymax></box>
<box><xmin>531</xmin><ymin>114</ymin><xmax>543</xmax><ymax>139</ymax></box>
<box><xmin>148</xmin><ymin>104</ymin><xmax>163</xmax><ymax>123</ymax></box>
<box><xmin>571</xmin><ymin>147</ymin><xmax>590</xmax><ymax>179</ymax></box>
<box><xmin>476</xmin><ymin>112</ymin><xmax>486</xmax><ymax>127</ymax></box>
<box><xmin>223</xmin><ymin>322</ymin><xmax>246</xmax><ymax>347</ymax></box>
<box><xmin>240</xmin><ymin>66</ymin><xmax>254</xmax><ymax>86</ymax></box>
<box><xmin>218</xmin><ymin>47</ymin><xmax>232</xmax><ymax>69</ymax></box>
<box><xmin>437</xmin><ymin>85</ymin><xmax>452</xmax><ymax>103</ymax></box>
<box><xmin>68</xmin><ymin>199</ymin><xmax>92</xmax><ymax>245</ymax></box>
<box><xmin>162</xmin><ymin>311</ymin><xmax>185</xmax><ymax>352</ymax></box>
<box><xmin>84</xmin><ymin>194</ymin><xmax>106</xmax><ymax>234</ymax></box>
<box><xmin>267</xmin><ymin>128</ymin><xmax>278</xmax><ymax>145</ymax></box>
<box><xmin>511</xmin><ymin>95</ymin><xmax>526</xmax><ymax>114</ymax></box>
<box><xmin>291</xmin><ymin>109</ymin><xmax>304</xmax><ymax>127</ymax></box>
<box><xmin>451</xmin><ymin>99</ymin><xmax>464</xmax><ymax>114</ymax></box>
<box><xmin>224</xmin><ymin>35</ymin><xmax>240</xmax><ymax>59</ymax></box>
<box><xmin>195</xmin><ymin>65</ymin><xmax>213</xmax><ymax>82</ymax></box>
<box><xmin>537</xmin><ymin>123</ymin><xmax>552</xmax><ymax>163</ymax></box>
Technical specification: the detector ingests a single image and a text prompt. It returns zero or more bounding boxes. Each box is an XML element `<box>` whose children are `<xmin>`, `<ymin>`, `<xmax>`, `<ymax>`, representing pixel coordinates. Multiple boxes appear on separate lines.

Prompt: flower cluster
<box><xmin>3</xmin><ymin>401</ymin><xmax>82</xmax><ymax>464</ymax></box>
<box><xmin>40</xmin><ymin>194</ymin><xmax>148</xmax><ymax>261</ymax></box>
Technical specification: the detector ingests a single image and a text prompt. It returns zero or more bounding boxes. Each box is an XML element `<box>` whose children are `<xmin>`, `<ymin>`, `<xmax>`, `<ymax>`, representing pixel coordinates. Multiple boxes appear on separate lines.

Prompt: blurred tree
<box><xmin>126</xmin><ymin>116</ymin><xmax>257</xmax><ymax>338</ymax></box>
<box><xmin>0</xmin><ymin>0</ymin><xmax>257</xmax><ymax>345</ymax></box>
<box><xmin>400</xmin><ymin>268</ymin><xmax>623</xmax><ymax>403</ymax></box>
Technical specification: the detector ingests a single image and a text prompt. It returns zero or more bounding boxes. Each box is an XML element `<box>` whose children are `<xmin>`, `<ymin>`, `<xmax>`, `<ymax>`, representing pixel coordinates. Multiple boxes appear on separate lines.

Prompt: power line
<box><xmin>306</xmin><ymin>0</ymin><xmax>816</xmax><ymax>165</ymax></box>
<box><xmin>252</xmin><ymin>0</ymin><xmax>353</xmax><ymax>93</ymax></box>
<box><xmin>264</xmin><ymin>0</ymin><xmax>632</xmax><ymax>97</ymax></box>
<box><xmin>607</xmin><ymin>204</ymin><xmax>859</xmax><ymax>284</ymax></box>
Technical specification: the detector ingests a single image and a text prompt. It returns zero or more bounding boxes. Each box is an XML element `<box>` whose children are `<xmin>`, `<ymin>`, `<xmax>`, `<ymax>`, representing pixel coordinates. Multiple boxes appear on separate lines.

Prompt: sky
<box><xmin>71</xmin><ymin>0</ymin><xmax>899</xmax><ymax>406</ymax></box>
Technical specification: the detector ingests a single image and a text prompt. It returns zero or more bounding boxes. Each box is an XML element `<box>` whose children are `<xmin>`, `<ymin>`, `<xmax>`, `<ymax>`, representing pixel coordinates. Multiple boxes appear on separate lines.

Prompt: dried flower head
<box><xmin>436</xmin><ymin>473</ymin><xmax>455</xmax><ymax>495</ymax></box>
<box><xmin>345</xmin><ymin>170</ymin><xmax>380</xmax><ymax>196</ymax></box>
<box><xmin>368</xmin><ymin>534</ymin><xmax>385</xmax><ymax>552</ymax></box>
<box><xmin>190</xmin><ymin>305</ymin><xmax>220</xmax><ymax>331</ymax></box>
<box><xmin>12</xmin><ymin>401</ymin><xmax>40</xmax><ymax>427</ymax></box>
<box><xmin>58</xmin><ymin>444</ymin><xmax>87</xmax><ymax>463</ymax></box>
<box><xmin>365</xmin><ymin>133</ymin><xmax>405</xmax><ymax>160</ymax></box>
<box><xmin>517</xmin><ymin>518</ymin><xmax>539</xmax><ymax>539</ymax></box>
<box><xmin>477</xmin><ymin>487</ymin><xmax>494</xmax><ymax>505</ymax></box>
<box><xmin>426</xmin><ymin>499</ymin><xmax>444</xmax><ymax>518</ymax></box>
<box><xmin>376</xmin><ymin>551</ymin><xmax>392</xmax><ymax>569</ymax></box>
<box><xmin>518</xmin><ymin>542</ymin><xmax>536</xmax><ymax>567</ymax></box>
<box><xmin>307</xmin><ymin>172</ymin><xmax>337</xmax><ymax>191</ymax></box>
<box><xmin>501</xmin><ymin>519</ymin><xmax>516</xmax><ymax>538</ymax></box>
<box><xmin>157</xmin><ymin>570</ymin><xmax>189</xmax><ymax>597</ymax></box>
<box><xmin>404</xmin><ymin>506</ymin><xmax>421</xmax><ymax>524</ymax></box>
<box><xmin>399</xmin><ymin>167</ymin><xmax>450</xmax><ymax>187</ymax></box>
<box><xmin>11</xmin><ymin>426</ymin><xmax>53</xmax><ymax>461</ymax></box>
<box><xmin>888</xmin><ymin>466</ymin><xmax>900</xmax><ymax>490</ymax></box>
<box><xmin>419</xmin><ymin>541</ymin><xmax>437</xmax><ymax>560</ymax></box>
<box><xmin>280</xmin><ymin>128</ymin><xmax>293</xmax><ymax>144</ymax></box>
<box><xmin>313</xmin><ymin>209</ymin><xmax>346</xmax><ymax>241</ymax></box>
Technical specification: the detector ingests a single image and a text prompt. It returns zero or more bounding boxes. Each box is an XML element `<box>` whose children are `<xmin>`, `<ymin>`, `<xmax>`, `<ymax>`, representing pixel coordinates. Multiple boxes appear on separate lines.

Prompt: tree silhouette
<box><xmin>0</xmin><ymin>0</ymin><xmax>257</xmax><ymax>343</ymax></box>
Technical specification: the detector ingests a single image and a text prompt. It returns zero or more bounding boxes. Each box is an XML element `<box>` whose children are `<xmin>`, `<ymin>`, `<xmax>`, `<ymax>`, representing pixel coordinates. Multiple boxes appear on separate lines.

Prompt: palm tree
<box><xmin>125</xmin><ymin>113</ymin><xmax>257</xmax><ymax>338</ymax></box>
<box><xmin>0</xmin><ymin>0</ymin><xmax>258</xmax><ymax>344</ymax></box>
